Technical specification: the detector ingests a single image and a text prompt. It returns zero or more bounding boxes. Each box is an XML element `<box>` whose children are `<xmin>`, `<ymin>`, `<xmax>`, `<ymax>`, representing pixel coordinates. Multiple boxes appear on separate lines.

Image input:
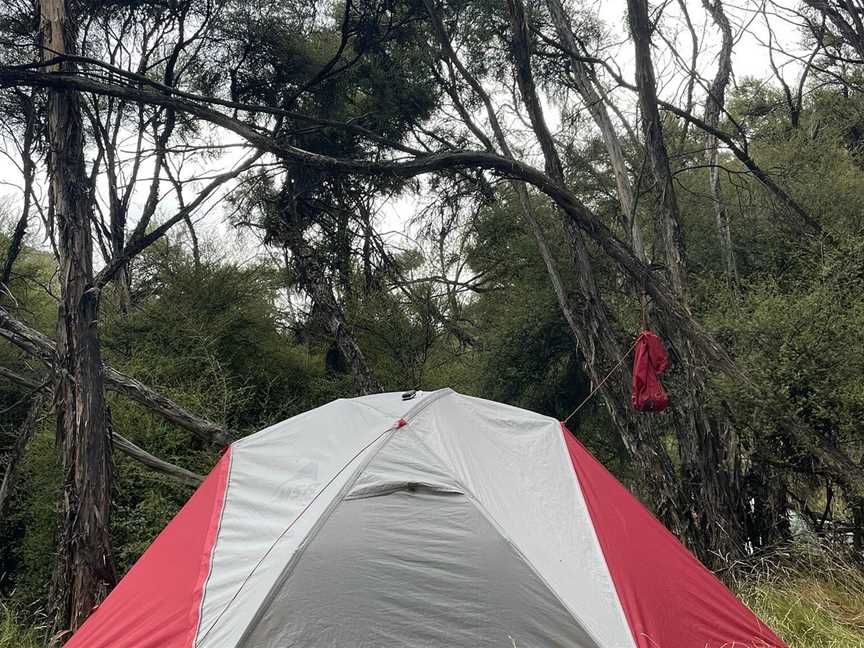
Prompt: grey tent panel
<box><xmin>240</xmin><ymin>489</ymin><xmax>602</xmax><ymax>648</ymax></box>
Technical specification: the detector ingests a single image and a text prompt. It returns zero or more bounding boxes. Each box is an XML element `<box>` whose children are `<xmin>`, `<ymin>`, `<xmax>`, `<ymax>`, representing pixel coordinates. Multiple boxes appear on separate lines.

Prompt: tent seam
<box><xmin>558</xmin><ymin>424</ymin><xmax>638</xmax><ymax>648</ymax></box>
<box><xmin>438</xmin><ymin>395</ymin><xmax>621</xmax><ymax>648</ymax></box>
<box><xmin>406</xmin><ymin>394</ymin><xmax>610</xmax><ymax>647</ymax></box>
<box><xmin>190</xmin><ymin>448</ymin><xmax>234</xmax><ymax>648</ymax></box>
<box><xmin>454</xmin><ymin>481</ymin><xmax>609</xmax><ymax>648</ymax></box>
<box><xmin>347</xmin><ymin>387</ymin><xmax>454</xmax><ymax>422</ymax></box>
<box><xmin>232</xmin><ymin>426</ymin><xmax>399</xmax><ymax>647</ymax></box>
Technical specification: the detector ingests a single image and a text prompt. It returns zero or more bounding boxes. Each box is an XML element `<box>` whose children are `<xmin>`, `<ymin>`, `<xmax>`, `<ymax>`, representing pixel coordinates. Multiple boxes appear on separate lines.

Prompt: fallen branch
<box><xmin>0</xmin><ymin>305</ymin><xmax>232</xmax><ymax>446</ymax></box>
<box><xmin>112</xmin><ymin>434</ymin><xmax>203</xmax><ymax>487</ymax></box>
<box><xmin>0</xmin><ymin>366</ymin><xmax>204</xmax><ymax>488</ymax></box>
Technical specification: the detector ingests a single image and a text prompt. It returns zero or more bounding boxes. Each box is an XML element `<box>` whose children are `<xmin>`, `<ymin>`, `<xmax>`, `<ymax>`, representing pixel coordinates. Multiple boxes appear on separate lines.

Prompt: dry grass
<box><xmin>733</xmin><ymin>543</ymin><xmax>864</xmax><ymax>648</ymax></box>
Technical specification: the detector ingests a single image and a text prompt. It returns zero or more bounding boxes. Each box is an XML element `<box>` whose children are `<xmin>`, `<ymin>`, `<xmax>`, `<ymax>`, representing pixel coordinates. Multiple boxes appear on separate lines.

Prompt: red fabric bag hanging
<box><xmin>631</xmin><ymin>330</ymin><xmax>670</xmax><ymax>412</ymax></box>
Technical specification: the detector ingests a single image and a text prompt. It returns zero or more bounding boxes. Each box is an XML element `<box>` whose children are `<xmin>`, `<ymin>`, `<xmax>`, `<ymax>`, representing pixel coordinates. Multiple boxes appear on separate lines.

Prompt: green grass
<box><xmin>0</xmin><ymin>604</ymin><xmax>43</xmax><ymax>648</ymax></box>
<box><xmin>734</xmin><ymin>544</ymin><xmax>864</xmax><ymax>648</ymax></box>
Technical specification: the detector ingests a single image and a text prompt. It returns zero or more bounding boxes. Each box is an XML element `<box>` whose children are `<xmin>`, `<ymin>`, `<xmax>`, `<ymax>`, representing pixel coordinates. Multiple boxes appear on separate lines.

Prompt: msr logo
<box><xmin>274</xmin><ymin>459</ymin><xmax>321</xmax><ymax>500</ymax></box>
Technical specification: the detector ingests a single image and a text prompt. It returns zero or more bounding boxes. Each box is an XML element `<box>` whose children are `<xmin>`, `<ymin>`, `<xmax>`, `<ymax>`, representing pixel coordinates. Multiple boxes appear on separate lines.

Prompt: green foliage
<box><xmin>1</xmin><ymin>427</ymin><xmax>57</xmax><ymax>608</ymax></box>
<box><xmin>105</xmin><ymin>247</ymin><xmax>329</xmax><ymax>429</ymax></box>
<box><xmin>97</xmin><ymin>246</ymin><xmax>345</xmax><ymax>577</ymax></box>
<box><xmin>0</xmin><ymin>242</ymin><xmax>350</xmax><ymax>604</ymax></box>
<box><xmin>4</xmin><ymin>0</ymin><xmax>864</xmax><ymax>636</ymax></box>
<box><xmin>698</xmin><ymin>241</ymin><xmax>864</xmax><ymax>533</ymax></box>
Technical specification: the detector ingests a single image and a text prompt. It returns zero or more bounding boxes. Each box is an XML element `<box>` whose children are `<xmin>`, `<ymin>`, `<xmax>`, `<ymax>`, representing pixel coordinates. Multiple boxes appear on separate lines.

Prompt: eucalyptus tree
<box><xmin>414</xmin><ymin>0</ymin><xmax>856</xmax><ymax>561</ymax></box>
<box><xmin>625</xmin><ymin>0</ymin><xmax>754</xmax><ymax>559</ymax></box>
<box><xmin>0</xmin><ymin>0</ymin><xmax>256</xmax><ymax>634</ymax></box>
<box><xmin>416</xmin><ymin>0</ymin><xmax>740</xmax><ymax>560</ymax></box>
<box><xmin>37</xmin><ymin>0</ymin><xmax>119</xmax><ymax>629</ymax></box>
<box><xmin>2</xmin><ymin>0</ymin><xmax>863</xmax><ymax>622</ymax></box>
<box><xmin>0</xmin><ymin>0</ymin><xmax>815</xmax><ymax>574</ymax></box>
<box><xmin>215</xmin><ymin>0</ymin><xmax>441</xmax><ymax>394</ymax></box>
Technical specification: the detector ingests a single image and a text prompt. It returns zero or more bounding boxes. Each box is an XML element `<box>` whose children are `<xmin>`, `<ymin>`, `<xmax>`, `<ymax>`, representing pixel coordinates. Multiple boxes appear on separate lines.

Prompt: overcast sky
<box><xmin>0</xmin><ymin>0</ymin><xmax>807</xmax><ymax>268</ymax></box>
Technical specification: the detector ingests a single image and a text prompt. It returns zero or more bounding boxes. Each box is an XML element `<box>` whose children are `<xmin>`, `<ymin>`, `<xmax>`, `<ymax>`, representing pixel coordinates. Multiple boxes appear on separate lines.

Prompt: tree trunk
<box><xmin>0</xmin><ymin>363</ymin><xmax>204</xmax><ymax>487</ymax></box>
<box><xmin>41</xmin><ymin>0</ymin><xmax>116</xmax><ymax>637</ymax></box>
<box><xmin>746</xmin><ymin>462</ymin><xmax>789</xmax><ymax>546</ymax></box>
<box><xmin>626</xmin><ymin>0</ymin><xmax>687</xmax><ymax>296</ymax></box>
<box><xmin>702</xmin><ymin>0</ymin><xmax>738</xmax><ymax>287</ymax></box>
<box><xmin>429</xmin><ymin>0</ymin><xmax>681</xmax><ymax>518</ymax></box>
<box><xmin>545</xmin><ymin>0</ymin><xmax>646</xmax><ymax>260</ymax></box>
<box><xmin>287</xmin><ymin>237</ymin><xmax>381</xmax><ymax>395</ymax></box>
<box><xmin>627</xmin><ymin>0</ymin><xmax>748</xmax><ymax>564</ymax></box>
<box><xmin>277</xmin><ymin>197</ymin><xmax>382</xmax><ymax>396</ymax></box>
<box><xmin>1</xmin><ymin>92</ymin><xmax>36</xmax><ymax>288</ymax></box>
<box><xmin>802</xmin><ymin>0</ymin><xmax>864</xmax><ymax>62</ymax></box>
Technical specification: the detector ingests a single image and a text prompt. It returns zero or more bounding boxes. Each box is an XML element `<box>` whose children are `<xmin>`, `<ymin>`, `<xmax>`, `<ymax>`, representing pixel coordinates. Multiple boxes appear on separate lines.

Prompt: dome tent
<box><xmin>66</xmin><ymin>388</ymin><xmax>787</xmax><ymax>648</ymax></box>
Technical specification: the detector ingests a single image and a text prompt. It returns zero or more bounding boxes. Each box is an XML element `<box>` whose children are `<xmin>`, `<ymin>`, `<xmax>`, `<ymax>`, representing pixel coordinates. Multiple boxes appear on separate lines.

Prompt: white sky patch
<box><xmin>0</xmin><ymin>0</ymin><xmax>809</xmax><ymax>273</ymax></box>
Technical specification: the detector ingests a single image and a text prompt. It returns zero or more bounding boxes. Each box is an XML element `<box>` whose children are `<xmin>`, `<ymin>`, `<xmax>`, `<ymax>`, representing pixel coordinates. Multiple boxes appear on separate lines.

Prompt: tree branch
<box><xmin>535</xmin><ymin>31</ymin><xmax>829</xmax><ymax>240</ymax></box>
<box><xmin>111</xmin><ymin>434</ymin><xmax>203</xmax><ymax>486</ymax></box>
<box><xmin>0</xmin><ymin>66</ymin><xmax>740</xmax><ymax>376</ymax></box>
<box><xmin>0</xmin><ymin>390</ymin><xmax>49</xmax><ymax>519</ymax></box>
<box><xmin>0</xmin><ymin>305</ymin><xmax>232</xmax><ymax>445</ymax></box>
<box><xmin>0</xmin><ymin>366</ymin><xmax>204</xmax><ymax>488</ymax></box>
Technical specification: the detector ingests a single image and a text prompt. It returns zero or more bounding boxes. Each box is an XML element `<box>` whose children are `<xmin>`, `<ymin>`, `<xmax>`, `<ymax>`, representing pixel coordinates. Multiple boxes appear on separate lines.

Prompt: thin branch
<box><xmin>0</xmin><ymin>390</ymin><xmax>49</xmax><ymax>519</ymax></box>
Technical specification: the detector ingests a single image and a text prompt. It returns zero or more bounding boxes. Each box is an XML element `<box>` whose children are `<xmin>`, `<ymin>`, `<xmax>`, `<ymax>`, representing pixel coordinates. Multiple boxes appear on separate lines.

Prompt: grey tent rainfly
<box><xmin>66</xmin><ymin>389</ymin><xmax>787</xmax><ymax>647</ymax></box>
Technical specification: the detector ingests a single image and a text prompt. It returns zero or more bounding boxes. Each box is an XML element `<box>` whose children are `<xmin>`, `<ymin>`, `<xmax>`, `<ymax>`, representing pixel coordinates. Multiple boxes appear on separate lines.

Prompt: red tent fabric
<box><xmin>63</xmin><ymin>390</ymin><xmax>789</xmax><ymax>648</ymax></box>
<box><xmin>64</xmin><ymin>450</ymin><xmax>231</xmax><ymax>648</ymax></box>
<box><xmin>631</xmin><ymin>330</ymin><xmax>670</xmax><ymax>411</ymax></box>
<box><xmin>563</xmin><ymin>426</ymin><xmax>787</xmax><ymax>648</ymax></box>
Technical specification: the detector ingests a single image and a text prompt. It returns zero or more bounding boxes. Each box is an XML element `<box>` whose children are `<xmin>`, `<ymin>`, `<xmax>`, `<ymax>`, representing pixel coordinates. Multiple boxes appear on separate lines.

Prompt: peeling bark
<box><xmin>40</xmin><ymin>0</ymin><xmax>115</xmax><ymax>634</ymax></box>
<box><xmin>627</xmin><ymin>0</ymin><xmax>687</xmax><ymax>297</ymax></box>
<box><xmin>627</xmin><ymin>0</ymin><xmax>749</xmax><ymax>563</ymax></box>
<box><xmin>545</xmin><ymin>0</ymin><xmax>646</xmax><ymax>259</ymax></box>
